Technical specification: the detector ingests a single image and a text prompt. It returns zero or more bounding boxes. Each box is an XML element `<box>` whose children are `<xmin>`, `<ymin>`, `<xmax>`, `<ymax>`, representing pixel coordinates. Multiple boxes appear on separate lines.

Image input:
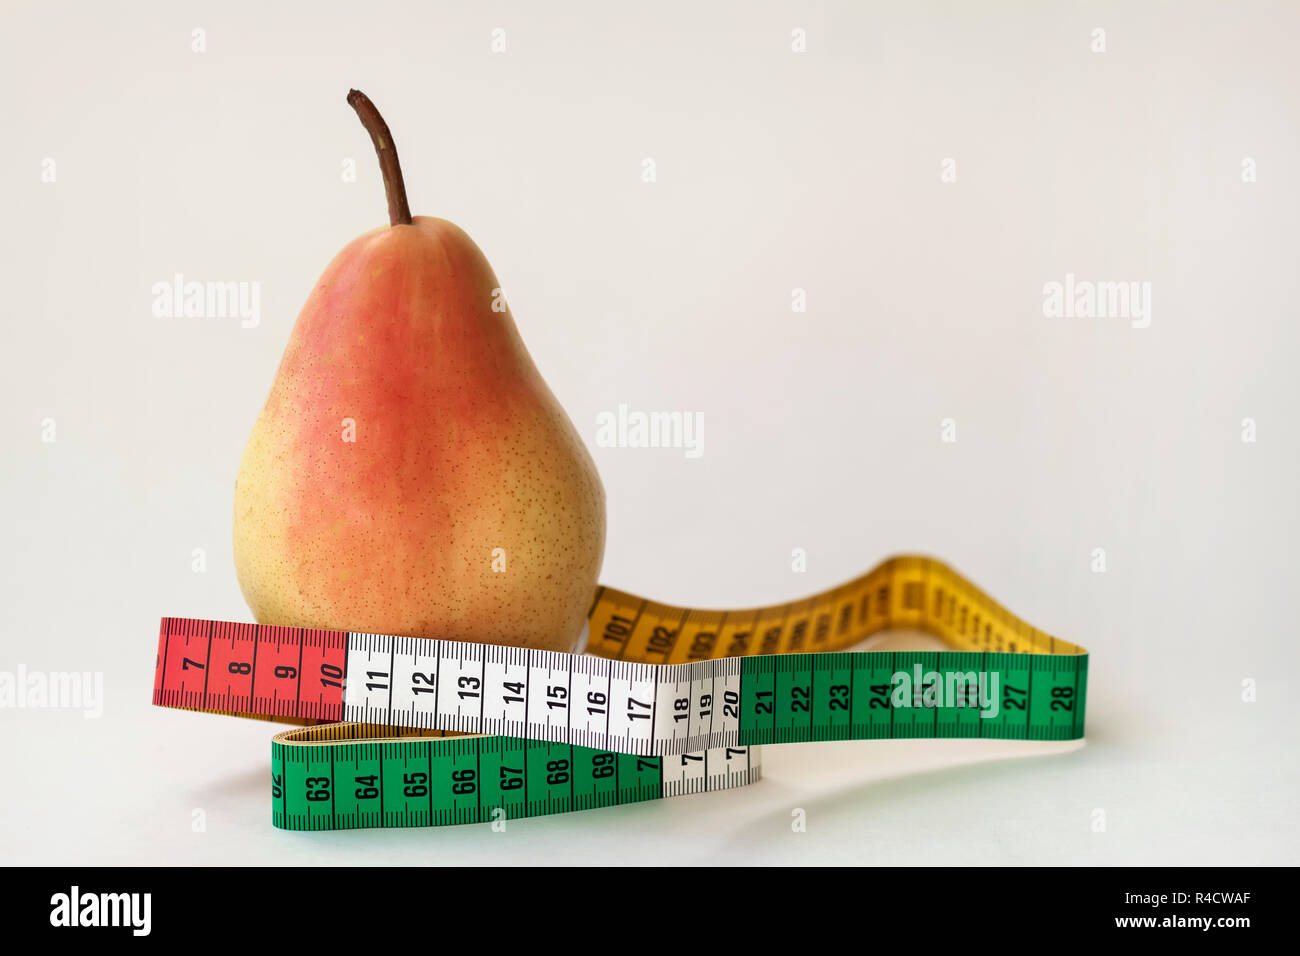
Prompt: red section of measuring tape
<box><xmin>152</xmin><ymin>616</ymin><xmax>346</xmax><ymax>720</ymax></box>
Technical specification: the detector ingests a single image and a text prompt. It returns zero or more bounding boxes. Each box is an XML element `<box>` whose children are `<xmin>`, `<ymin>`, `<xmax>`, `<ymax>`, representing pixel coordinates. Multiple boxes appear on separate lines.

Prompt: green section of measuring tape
<box><xmin>272</xmin><ymin>651</ymin><xmax>1085</xmax><ymax>829</ymax></box>
<box><xmin>738</xmin><ymin>651</ymin><xmax>1087</xmax><ymax>742</ymax></box>
<box><xmin>274</xmin><ymin>737</ymin><xmax>674</xmax><ymax>830</ymax></box>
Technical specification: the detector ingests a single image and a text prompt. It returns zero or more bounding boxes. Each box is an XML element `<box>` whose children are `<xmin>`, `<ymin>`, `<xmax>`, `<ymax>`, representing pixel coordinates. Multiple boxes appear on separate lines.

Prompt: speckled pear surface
<box><xmin>233</xmin><ymin>215</ymin><xmax>605</xmax><ymax>652</ymax></box>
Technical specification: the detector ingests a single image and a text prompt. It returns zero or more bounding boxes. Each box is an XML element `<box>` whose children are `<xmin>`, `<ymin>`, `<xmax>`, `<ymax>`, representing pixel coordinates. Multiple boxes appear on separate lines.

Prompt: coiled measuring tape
<box><xmin>151</xmin><ymin>555</ymin><xmax>1087</xmax><ymax>830</ymax></box>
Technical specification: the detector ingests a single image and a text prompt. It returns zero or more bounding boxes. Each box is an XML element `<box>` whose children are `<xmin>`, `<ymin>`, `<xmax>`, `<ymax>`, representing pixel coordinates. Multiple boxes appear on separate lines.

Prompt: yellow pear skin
<box><xmin>232</xmin><ymin>91</ymin><xmax>605</xmax><ymax>652</ymax></box>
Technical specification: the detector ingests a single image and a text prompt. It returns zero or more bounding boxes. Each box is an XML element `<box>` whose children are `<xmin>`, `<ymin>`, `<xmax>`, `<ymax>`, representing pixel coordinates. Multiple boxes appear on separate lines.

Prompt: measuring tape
<box><xmin>152</xmin><ymin>555</ymin><xmax>1087</xmax><ymax>830</ymax></box>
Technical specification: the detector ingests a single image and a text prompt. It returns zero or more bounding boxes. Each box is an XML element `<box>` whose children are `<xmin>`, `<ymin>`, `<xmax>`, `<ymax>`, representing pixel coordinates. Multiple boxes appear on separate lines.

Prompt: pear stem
<box><xmin>347</xmin><ymin>89</ymin><xmax>413</xmax><ymax>227</ymax></box>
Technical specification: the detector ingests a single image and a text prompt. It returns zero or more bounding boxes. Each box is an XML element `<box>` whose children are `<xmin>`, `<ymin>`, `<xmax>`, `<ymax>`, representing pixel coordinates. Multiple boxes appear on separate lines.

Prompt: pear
<box><xmin>233</xmin><ymin>90</ymin><xmax>605</xmax><ymax>653</ymax></box>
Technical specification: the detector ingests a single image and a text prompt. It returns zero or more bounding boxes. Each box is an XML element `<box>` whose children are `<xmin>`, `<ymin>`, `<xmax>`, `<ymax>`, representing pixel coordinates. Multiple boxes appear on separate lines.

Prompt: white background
<box><xmin>2</xmin><ymin>0</ymin><xmax>1297</xmax><ymax>865</ymax></box>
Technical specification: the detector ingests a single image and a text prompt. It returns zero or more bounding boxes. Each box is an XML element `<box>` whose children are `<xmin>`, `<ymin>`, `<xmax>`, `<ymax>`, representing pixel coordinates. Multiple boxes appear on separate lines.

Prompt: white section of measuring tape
<box><xmin>658</xmin><ymin>746</ymin><xmax>762</xmax><ymax>797</ymax></box>
<box><xmin>341</xmin><ymin>631</ymin><xmax>743</xmax><ymax>756</ymax></box>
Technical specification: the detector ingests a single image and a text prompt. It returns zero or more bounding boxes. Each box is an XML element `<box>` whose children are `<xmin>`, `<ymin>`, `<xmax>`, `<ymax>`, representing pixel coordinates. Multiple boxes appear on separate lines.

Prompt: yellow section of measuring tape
<box><xmin>586</xmin><ymin>555</ymin><xmax>1082</xmax><ymax>664</ymax></box>
<box><xmin>276</xmin><ymin>723</ymin><xmax>457</xmax><ymax>745</ymax></box>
